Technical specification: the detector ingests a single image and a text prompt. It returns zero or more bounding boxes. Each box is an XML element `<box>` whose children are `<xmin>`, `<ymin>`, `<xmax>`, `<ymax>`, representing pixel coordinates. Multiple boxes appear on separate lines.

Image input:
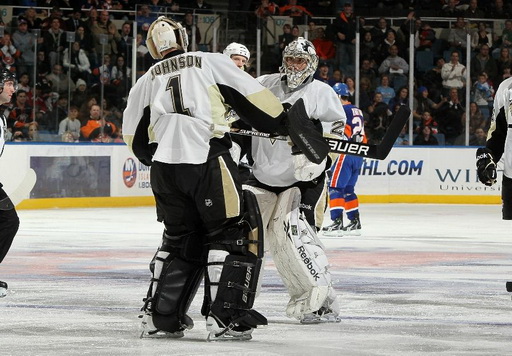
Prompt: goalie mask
<box><xmin>0</xmin><ymin>69</ymin><xmax>18</xmax><ymax>95</ymax></box>
<box><xmin>147</xmin><ymin>16</ymin><xmax>189</xmax><ymax>59</ymax></box>
<box><xmin>280</xmin><ymin>37</ymin><xmax>318</xmax><ymax>89</ymax></box>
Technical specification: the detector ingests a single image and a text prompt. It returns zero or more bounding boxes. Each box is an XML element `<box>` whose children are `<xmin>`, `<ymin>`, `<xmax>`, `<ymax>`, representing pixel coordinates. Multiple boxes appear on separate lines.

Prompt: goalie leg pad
<box><xmin>143</xmin><ymin>231</ymin><xmax>205</xmax><ymax>334</ymax></box>
<box><xmin>268</xmin><ymin>187</ymin><xmax>338</xmax><ymax>319</ymax></box>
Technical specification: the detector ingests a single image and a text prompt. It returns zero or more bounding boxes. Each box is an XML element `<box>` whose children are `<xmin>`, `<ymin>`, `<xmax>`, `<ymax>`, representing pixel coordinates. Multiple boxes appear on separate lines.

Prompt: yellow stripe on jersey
<box><xmin>218</xmin><ymin>155</ymin><xmax>241</xmax><ymax>218</ymax></box>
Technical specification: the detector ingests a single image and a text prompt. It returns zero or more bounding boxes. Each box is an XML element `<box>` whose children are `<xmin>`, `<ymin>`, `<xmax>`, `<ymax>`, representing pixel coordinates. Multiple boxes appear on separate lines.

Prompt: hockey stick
<box><xmin>214</xmin><ymin>106</ymin><xmax>411</xmax><ymax>160</ymax></box>
<box><xmin>9</xmin><ymin>168</ymin><xmax>37</xmax><ymax>206</ymax></box>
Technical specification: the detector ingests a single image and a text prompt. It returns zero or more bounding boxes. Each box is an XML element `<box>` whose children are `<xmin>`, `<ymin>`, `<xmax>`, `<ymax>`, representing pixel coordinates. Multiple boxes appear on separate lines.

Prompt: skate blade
<box><xmin>0</xmin><ymin>290</ymin><xmax>6</xmax><ymax>298</ymax></box>
<box><xmin>140</xmin><ymin>329</ymin><xmax>185</xmax><ymax>339</ymax></box>
<box><xmin>342</xmin><ymin>229</ymin><xmax>361</xmax><ymax>236</ymax></box>
<box><xmin>321</xmin><ymin>231</ymin><xmax>344</xmax><ymax>237</ymax></box>
<box><xmin>207</xmin><ymin>330</ymin><xmax>252</xmax><ymax>342</ymax></box>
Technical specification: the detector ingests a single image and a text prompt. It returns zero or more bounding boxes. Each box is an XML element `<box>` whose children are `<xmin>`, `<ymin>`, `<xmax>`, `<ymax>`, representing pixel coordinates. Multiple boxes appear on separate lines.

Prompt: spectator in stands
<box><xmin>91</xmin><ymin>10</ymin><xmax>121</xmax><ymax>61</ymax></box>
<box><xmin>464</xmin><ymin>0</ymin><xmax>485</xmax><ymax>19</ymax></box>
<box><xmin>78</xmin><ymin>95</ymin><xmax>97</xmax><ymax>125</ymax></box>
<box><xmin>345</xmin><ymin>76</ymin><xmax>355</xmax><ymax>104</ymax></box>
<box><xmin>418</xmin><ymin>111</ymin><xmax>439</xmax><ymax>135</ymax></box>
<box><xmin>468</xmin><ymin>101</ymin><xmax>487</xmax><ymax>133</ymax></box>
<box><xmin>469</xmin><ymin>127</ymin><xmax>487</xmax><ymax>146</ymax></box>
<box><xmin>7</xmin><ymin>91</ymin><xmax>34</xmax><ymax>135</ymax></box>
<box><xmin>413</xmin><ymin>125</ymin><xmax>439</xmax><ymax>145</ymax></box>
<box><xmin>42</xmin><ymin>17</ymin><xmax>65</xmax><ymax>68</ymax></box>
<box><xmin>110</xmin><ymin>55</ymin><xmax>130</xmax><ymax>105</ymax></box>
<box><xmin>331</xmin><ymin>69</ymin><xmax>343</xmax><ymax>85</ymax></box>
<box><xmin>388</xmin><ymin>86</ymin><xmax>410</xmax><ymax>114</ymax></box>
<box><xmin>442</xmin><ymin>0</ymin><xmax>464</xmax><ymax>17</ymax></box>
<box><xmin>255</xmin><ymin>0</ymin><xmax>279</xmax><ymax>20</ymax></box>
<box><xmin>65</xmin><ymin>8</ymin><xmax>84</xmax><ymax>33</ymax></box>
<box><xmin>472</xmin><ymin>71</ymin><xmax>494</xmax><ymax>118</ymax></box>
<box><xmin>422</xmin><ymin>56</ymin><xmax>445</xmax><ymax>101</ymax></box>
<box><xmin>360</xmin><ymin>31</ymin><xmax>376</xmax><ymax>63</ymax></box>
<box><xmin>398</xmin><ymin>11</ymin><xmax>421</xmax><ymax>43</ymax></box>
<box><xmin>332</xmin><ymin>2</ymin><xmax>356</xmax><ymax>78</ymax></box>
<box><xmin>182</xmin><ymin>11</ymin><xmax>201</xmax><ymax>52</ymax></box>
<box><xmin>448</xmin><ymin>17</ymin><xmax>468</xmax><ymax>59</ymax></box>
<box><xmin>116</xmin><ymin>22</ymin><xmax>132</xmax><ymax>66</ymax></box>
<box><xmin>471</xmin><ymin>22</ymin><xmax>493</xmax><ymax>55</ymax></box>
<box><xmin>189</xmin><ymin>0</ymin><xmax>214</xmax><ymax>14</ymax></box>
<box><xmin>305</xmin><ymin>21</ymin><xmax>321</xmax><ymax>42</ymax></box>
<box><xmin>12</xmin><ymin>19</ymin><xmax>36</xmax><ymax>81</ymax></box>
<box><xmin>360</xmin><ymin>57</ymin><xmax>378</xmax><ymax>90</ymax></box>
<box><xmin>313</xmin><ymin>61</ymin><xmax>331</xmax><ymax>84</ymax></box>
<box><xmin>1</xmin><ymin>33</ymin><xmax>21</xmax><ymax>74</ymax></box>
<box><xmin>378</xmin><ymin>44</ymin><xmax>409</xmax><ymax>90</ymax></box>
<box><xmin>394</xmin><ymin>125</ymin><xmax>410</xmax><ymax>146</ymax></box>
<box><xmin>19</xmin><ymin>8</ymin><xmax>42</xmax><ymax>31</ymax></box>
<box><xmin>312</xmin><ymin>27</ymin><xmax>335</xmax><ymax>69</ymax></box>
<box><xmin>279</xmin><ymin>0</ymin><xmax>312</xmax><ymax>25</ymax></box>
<box><xmin>278</xmin><ymin>24</ymin><xmax>294</xmax><ymax>52</ymax></box>
<box><xmin>416</xmin><ymin>21</ymin><xmax>436</xmax><ymax>51</ymax></box>
<box><xmin>370</xmin><ymin>17</ymin><xmax>394</xmax><ymax>46</ymax></box>
<box><xmin>46</xmin><ymin>94</ymin><xmax>68</xmax><ymax>134</ymax></box>
<box><xmin>366</xmin><ymin>91</ymin><xmax>392</xmax><ymax>144</ymax></box>
<box><xmin>26</xmin><ymin>121</ymin><xmax>40</xmax><ymax>141</ymax></box>
<box><xmin>46</xmin><ymin>63</ymin><xmax>76</xmax><ymax>96</ymax></box>
<box><xmin>17</xmin><ymin>73</ymin><xmax>33</xmax><ymax>101</ymax></box>
<box><xmin>375</xmin><ymin>30</ymin><xmax>406</xmax><ymax>65</ymax></box>
<box><xmin>80</xmin><ymin>103</ymin><xmax>116</xmax><ymax>140</ymax></box>
<box><xmin>58</xmin><ymin>105</ymin><xmax>81</xmax><ymax>141</ymax></box>
<box><xmin>359</xmin><ymin>77</ymin><xmax>374</xmax><ymax>114</ymax></box>
<box><xmin>436</xmin><ymin>87</ymin><xmax>464</xmax><ymax>145</ymax></box>
<box><xmin>413</xmin><ymin>86</ymin><xmax>446</xmax><ymax>124</ymax></box>
<box><xmin>495</xmin><ymin>20</ymin><xmax>512</xmax><ymax>57</ymax></box>
<box><xmin>101</xmin><ymin>97</ymin><xmax>123</xmax><ymax>130</ymax></box>
<box><xmin>496</xmin><ymin>47</ymin><xmax>512</xmax><ymax>81</ymax></box>
<box><xmin>63</xmin><ymin>41</ymin><xmax>92</xmax><ymax>83</ymax></box>
<box><xmin>40</xmin><ymin>6</ymin><xmax>65</xmax><ymax>32</ymax></box>
<box><xmin>136</xmin><ymin>5</ymin><xmax>158</xmax><ymax>35</ymax></box>
<box><xmin>470</xmin><ymin>44</ymin><xmax>498</xmax><ymax>84</ymax></box>
<box><xmin>71</xmin><ymin>78</ymin><xmax>88</xmax><ymax>109</ymax></box>
<box><xmin>33</xmin><ymin>78</ymin><xmax>51</xmax><ymax>120</ymax></box>
<box><xmin>441</xmin><ymin>51</ymin><xmax>466</xmax><ymax>98</ymax></box>
<box><xmin>75</xmin><ymin>26</ymin><xmax>94</xmax><ymax>65</ymax></box>
<box><xmin>375</xmin><ymin>74</ymin><xmax>395</xmax><ymax>105</ymax></box>
<box><xmin>488</xmin><ymin>0</ymin><xmax>512</xmax><ymax>19</ymax></box>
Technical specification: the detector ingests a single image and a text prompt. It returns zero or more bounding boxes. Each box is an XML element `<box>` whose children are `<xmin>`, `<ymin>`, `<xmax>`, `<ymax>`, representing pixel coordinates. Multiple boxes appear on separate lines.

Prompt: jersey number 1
<box><xmin>166</xmin><ymin>75</ymin><xmax>190</xmax><ymax>116</ymax></box>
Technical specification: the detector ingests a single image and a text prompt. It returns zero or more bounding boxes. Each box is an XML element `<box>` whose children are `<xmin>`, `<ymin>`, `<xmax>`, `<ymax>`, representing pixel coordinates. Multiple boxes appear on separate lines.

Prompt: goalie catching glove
<box><xmin>476</xmin><ymin>147</ymin><xmax>497</xmax><ymax>186</ymax></box>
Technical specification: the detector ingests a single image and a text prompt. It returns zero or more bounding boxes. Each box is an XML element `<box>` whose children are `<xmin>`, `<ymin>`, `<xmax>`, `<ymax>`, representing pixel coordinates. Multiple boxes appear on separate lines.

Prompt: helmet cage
<box><xmin>280</xmin><ymin>37</ymin><xmax>318</xmax><ymax>89</ymax></box>
<box><xmin>147</xmin><ymin>16</ymin><xmax>189</xmax><ymax>59</ymax></box>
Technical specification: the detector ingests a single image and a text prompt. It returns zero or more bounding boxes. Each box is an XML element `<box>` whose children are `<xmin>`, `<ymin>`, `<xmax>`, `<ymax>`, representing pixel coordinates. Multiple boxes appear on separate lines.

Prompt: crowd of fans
<box><xmin>0</xmin><ymin>0</ymin><xmax>510</xmax><ymax>146</ymax></box>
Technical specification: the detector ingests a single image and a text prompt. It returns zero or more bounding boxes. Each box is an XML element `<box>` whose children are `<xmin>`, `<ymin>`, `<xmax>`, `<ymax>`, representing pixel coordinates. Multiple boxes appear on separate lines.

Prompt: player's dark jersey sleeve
<box><xmin>486</xmin><ymin>107</ymin><xmax>508</xmax><ymax>162</ymax></box>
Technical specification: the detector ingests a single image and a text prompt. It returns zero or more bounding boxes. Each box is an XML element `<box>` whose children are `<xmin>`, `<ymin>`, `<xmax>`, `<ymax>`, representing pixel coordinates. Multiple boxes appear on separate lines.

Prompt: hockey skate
<box><xmin>322</xmin><ymin>217</ymin><xmax>344</xmax><ymax>237</ymax></box>
<box><xmin>139</xmin><ymin>312</ymin><xmax>192</xmax><ymax>339</ymax></box>
<box><xmin>300</xmin><ymin>306</ymin><xmax>341</xmax><ymax>324</ymax></box>
<box><xmin>0</xmin><ymin>281</ymin><xmax>7</xmax><ymax>298</ymax></box>
<box><xmin>342</xmin><ymin>217</ymin><xmax>361</xmax><ymax>236</ymax></box>
<box><xmin>206</xmin><ymin>313</ymin><xmax>255</xmax><ymax>341</ymax></box>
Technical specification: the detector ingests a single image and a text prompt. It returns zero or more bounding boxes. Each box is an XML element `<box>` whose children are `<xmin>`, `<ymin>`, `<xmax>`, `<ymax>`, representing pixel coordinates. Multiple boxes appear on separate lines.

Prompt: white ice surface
<box><xmin>1</xmin><ymin>204</ymin><xmax>512</xmax><ymax>355</ymax></box>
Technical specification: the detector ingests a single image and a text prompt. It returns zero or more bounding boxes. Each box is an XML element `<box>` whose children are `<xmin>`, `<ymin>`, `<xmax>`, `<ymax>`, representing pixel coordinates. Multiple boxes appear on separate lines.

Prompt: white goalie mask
<box><xmin>223</xmin><ymin>42</ymin><xmax>250</xmax><ymax>61</ymax></box>
<box><xmin>280</xmin><ymin>37</ymin><xmax>318</xmax><ymax>89</ymax></box>
<box><xmin>146</xmin><ymin>16</ymin><xmax>189</xmax><ymax>59</ymax></box>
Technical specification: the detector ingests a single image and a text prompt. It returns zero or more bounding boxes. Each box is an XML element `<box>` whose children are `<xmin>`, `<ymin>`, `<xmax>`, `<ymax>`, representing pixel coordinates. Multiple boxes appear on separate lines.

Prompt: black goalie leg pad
<box><xmin>150</xmin><ymin>258</ymin><xmax>204</xmax><ymax>333</ymax></box>
<box><xmin>209</xmin><ymin>254</ymin><xmax>267</xmax><ymax>331</ymax></box>
<box><xmin>243</xmin><ymin>189</ymin><xmax>264</xmax><ymax>258</ymax></box>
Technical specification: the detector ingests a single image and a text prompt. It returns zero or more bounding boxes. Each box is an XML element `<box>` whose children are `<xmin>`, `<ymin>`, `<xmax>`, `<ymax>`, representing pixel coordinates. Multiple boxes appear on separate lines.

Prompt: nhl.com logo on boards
<box><xmin>122</xmin><ymin>158</ymin><xmax>152</xmax><ymax>188</ymax></box>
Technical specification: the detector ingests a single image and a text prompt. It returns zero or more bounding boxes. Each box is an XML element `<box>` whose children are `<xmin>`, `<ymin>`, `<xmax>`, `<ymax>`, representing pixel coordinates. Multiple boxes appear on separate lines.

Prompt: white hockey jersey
<box><xmin>122</xmin><ymin>51</ymin><xmax>284</xmax><ymax>165</ymax></box>
<box><xmin>488</xmin><ymin>77</ymin><xmax>512</xmax><ymax>178</ymax></box>
<box><xmin>252</xmin><ymin>75</ymin><xmax>347</xmax><ymax>187</ymax></box>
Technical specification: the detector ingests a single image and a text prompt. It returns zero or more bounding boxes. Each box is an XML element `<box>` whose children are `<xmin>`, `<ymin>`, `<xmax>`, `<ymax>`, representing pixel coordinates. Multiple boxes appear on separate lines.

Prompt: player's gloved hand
<box><xmin>476</xmin><ymin>147</ymin><xmax>497</xmax><ymax>186</ymax></box>
<box><xmin>271</xmin><ymin>115</ymin><xmax>289</xmax><ymax>137</ymax></box>
<box><xmin>293</xmin><ymin>153</ymin><xmax>327</xmax><ymax>181</ymax></box>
